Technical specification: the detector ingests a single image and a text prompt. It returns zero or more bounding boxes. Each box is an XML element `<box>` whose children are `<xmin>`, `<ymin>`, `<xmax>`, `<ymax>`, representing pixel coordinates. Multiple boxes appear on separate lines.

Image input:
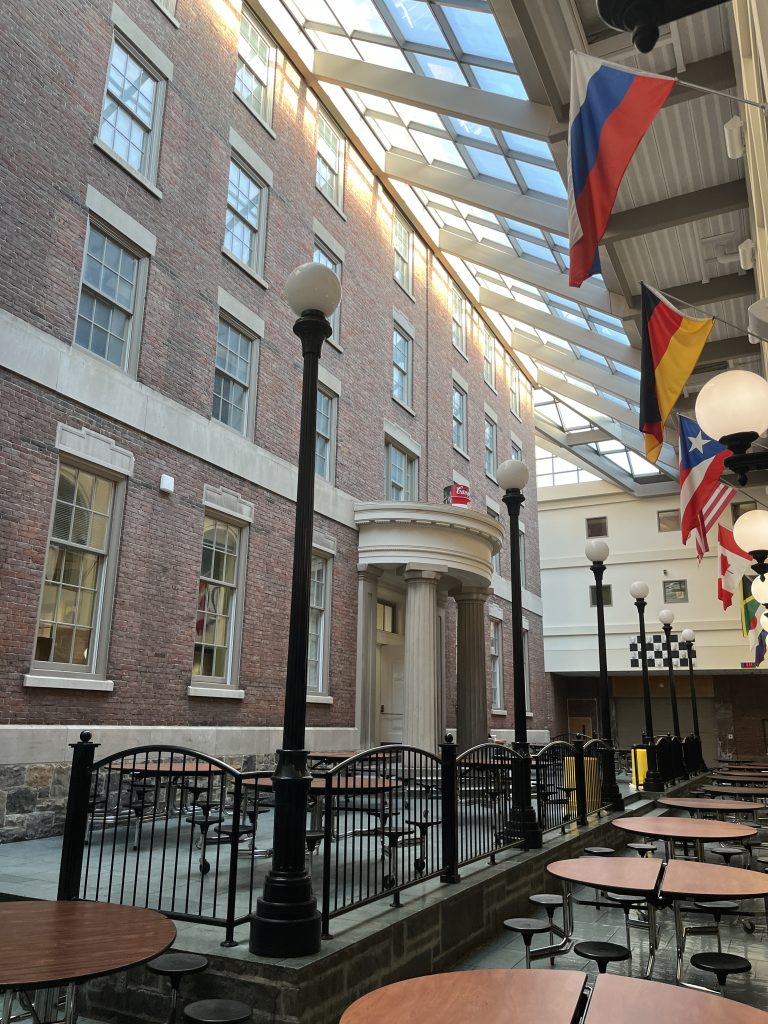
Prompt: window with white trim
<box><xmin>224</xmin><ymin>158</ymin><xmax>267</xmax><ymax>274</ymax></box>
<box><xmin>451</xmin><ymin>281</ymin><xmax>466</xmax><ymax>356</ymax></box>
<box><xmin>484</xmin><ymin>416</ymin><xmax>497</xmax><ymax>479</ymax></box>
<box><xmin>481</xmin><ymin>323</ymin><xmax>496</xmax><ymax>389</ymax></box>
<box><xmin>510</xmin><ymin>440</ymin><xmax>522</xmax><ymax>461</ymax></box>
<box><xmin>315</xmin><ymin>386</ymin><xmax>337</xmax><ymax>483</ymax></box>
<box><xmin>509</xmin><ymin>358</ymin><xmax>521</xmax><ymax>418</ymax></box>
<box><xmin>386</xmin><ymin>442</ymin><xmax>418</xmax><ymax>501</ymax></box>
<box><xmin>75</xmin><ymin>222</ymin><xmax>145</xmax><ymax>371</ymax></box>
<box><xmin>313</xmin><ymin>241</ymin><xmax>342</xmax><ymax>344</ymax></box>
<box><xmin>392</xmin><ymin>323</ymin><xmax>412</xmax><ymax>406</ymax></box>
<box><xmin>393</xmin><ymin>211</ymin><xmax>413</xmax><ymax>292</ymax></box>
<box><xmin>235</xmin><ymin>7</ymin><xmax>276</xmax><ymax>125</ymax></box>
<box><xmin>523</xmin><ymin>629</ymin><xmax>531</xmax><ymax>712</ymax></box>
<box><xmin>193</xmin><ymin>517</ymin><xmax>242</xmax><ymax>683</ymax></box>
<box><xmin>99</xmin><ymin>37</ymin><xmax>162</xmax><ymax>179</ymax></box>
<box><xmin>213</xmin><ymin>318</ymin><xmax>255</xmax><ymax>435</ymax></box>
<box><xmin>452</xmin><ymin>384</ymin><xmax>467</xmax><ymax>452</ymax></box>
<box><xmin>307</xmin><ymin>553</ymin><xmax>330</xmax><ymax>693</ymax></box>
<box><xmin>34</xmin><ymin>464</ymin><xmax>117</xmax><ymax>672</ymax></box>
<box><xmin>490</xmin><ymin>619</ymin><xmax>503</xmax><ymax>710</ymax></box>
<box><xmin>316</xmin><ymin>109</ymin><xmax>345</xmax><ymax>208</ymax></box>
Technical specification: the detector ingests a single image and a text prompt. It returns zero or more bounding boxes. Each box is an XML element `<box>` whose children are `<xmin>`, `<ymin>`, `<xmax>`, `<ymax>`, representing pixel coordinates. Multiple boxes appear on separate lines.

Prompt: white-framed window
<box><xmin>484</xmin><ymin>416</ymin><xmax>497</xmax><ymax>479</ymax></box>
<box><xmin>313</xmin><ymin>240</ymin><xmax>342</xmax><ymax>344</ymax></box>
<box><xmin>386</xmin><ymin>441</ymin><xmax>418</xmax><ymax>501</ymax></box>
<box><xmin>392</xmin><ymin>324</ymin><xmax>412</xmax><ymax>406</ymax></box>
<box><xmin>315</xmin><ymin>386</ymin><xmax>337</xmax><ymax>483</ymax></box>
<box><xmin>481</xmin><ymin>323</ymin><xmax>496</xmax><ymax>389</ymax></box>
<box><xmin>393</xmin><ymin>211</ymin><xmax>413</xmax><ymax>292</ymax></box>
<box><xmin>523</xmin><ymin>629</ymin><xmax>531</xmax><ymax>712</ymax></box>
<box><xmin>586</xmin><ymin>516</ymin><xmax>608</xmax><ymax>538</ymax></box>
<box><xmin>451</xmin><ymin>281</ymin><xmax>466</xmax><ymax>356</ymax></box>
<box><xmin>510</xmin><ymin>440</ymin><xmax>522</xmax><ymax>461</ymax></box>
<box><xmin>657</xmin><ymin>509</ymin><xmax>680</xmax><ymax>532</ymax></box>
<box><xmin>490</xmin><ymin>618</ymin><xmax>503</xmax><ymax>710</ymax></box>
<box><xmin>589</xmin><ymin>584</ymin><xmax>612</xmax><ymax>607</ymax></box>
<box><xmin>224</xmin><ymin>158</ymin><xmax>267</xmax><ymax>275</ymax></box>
<box><xmin>99</xmin><ymin>37</ymin><xmax>163</xmax><ymax>180</ymax></box>
<box><xmin>75</xmin><ymin>221</ymin><xmax>146</xmax><ymax>372</ymax></box>
<box><xmin>235</xmin><ymin>6</ymin><xmax>276</xmax><ymax>126</ymax></box>
<box><xmin>193</xmin><ymin>516</ymin><xmax>243</xmax><ymax>684</ymax></box>
<box><xmin>509</xmin><ymin>358</ymin><xmax>521</xmax><ymax>418</ymax></box>
<box><xmin>488</xmin><ymin>507</ymin><xmax>501</xmax><ymax>574</ymax></box>
<box><xmin>307</xmin><ymin>553</ymin><xmax>331</xmax><ymax>693</ymax></box>
<box><xmin>33</xmin><ymin>464</ymin><xmax>118</xmax><ymax>674</ymax></box>
<box><xmin>316</xmin><ymin>109</ymin><xmax>345</xmax><ymax>209</ymax></box>
<box><xmin>452</xmin><ymin>384</ymin><xmax>467</xmax><ymax>452</ymax></box>
<box><xmin>212</xmin><ymin>318</ymin><xmax>257</xmax><ymax>435</ymax></box>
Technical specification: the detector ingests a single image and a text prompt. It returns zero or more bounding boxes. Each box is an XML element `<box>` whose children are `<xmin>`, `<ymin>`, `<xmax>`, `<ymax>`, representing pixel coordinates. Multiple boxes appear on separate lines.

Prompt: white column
<box><xmin>453</xmin><ymin>587</ymin><xmax>491</xmax><ymax>752</ymax></box>
<box><xmin>355</xmin><ymin>564</ymin><xmax>382</xmax><ymax>750</ymax></box>
<box><xmin>403</xmin><ymin>568</ymin><xmax>441</xmax><ymax>752</ymax></box>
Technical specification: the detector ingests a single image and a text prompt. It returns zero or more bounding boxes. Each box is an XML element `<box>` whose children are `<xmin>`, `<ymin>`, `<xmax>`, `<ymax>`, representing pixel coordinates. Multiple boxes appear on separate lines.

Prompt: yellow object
<box><xmin>632</xmin><ymin>746</ymin><xmax>648</xmax><ymax>787</ymax></box>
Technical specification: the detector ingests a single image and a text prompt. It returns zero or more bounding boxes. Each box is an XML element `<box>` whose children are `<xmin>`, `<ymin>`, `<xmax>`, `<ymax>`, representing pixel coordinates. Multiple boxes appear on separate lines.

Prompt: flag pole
<box><xmin>654</xmin><ymin>285</ymin><xmax>768</xmax><ymax>348</ymax></box>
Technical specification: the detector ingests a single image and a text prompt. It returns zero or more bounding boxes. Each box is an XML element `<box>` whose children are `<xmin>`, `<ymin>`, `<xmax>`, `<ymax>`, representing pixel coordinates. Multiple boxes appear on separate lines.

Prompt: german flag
<box><xmin>639</xmin><ymin>284</ymin><xmax>714</xmax><ymax>463</ymax></box>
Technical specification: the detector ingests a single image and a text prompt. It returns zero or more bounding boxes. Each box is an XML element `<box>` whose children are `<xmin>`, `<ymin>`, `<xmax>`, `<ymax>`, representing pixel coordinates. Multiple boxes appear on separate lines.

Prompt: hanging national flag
<box><xmin>717</xmin><ymin>525</ymin><xmax>752</xmax><ymax>610</ymax></box>
<box><xmin>679</xmin><ymin>415</ymin><xmax>735</xmax><ymax>560</ymax></box>
<box><xmin>754</xmin><ymin>629</ymin><xmax>767</xmax><ymax>667</ymax></box>
<box><xmin>640</xmin><ymin>285</ymin><xmax>715</xmax><ymax>464</ymax></box>
<box><xmin>741</xmin><ymin>575</ymin><xmax>761</xmax><ymax>638</ymax></box>
<box><xmin>568</xmin><ymin>53</ymin><xmax>675</xmax><ymax>288</ymax></box>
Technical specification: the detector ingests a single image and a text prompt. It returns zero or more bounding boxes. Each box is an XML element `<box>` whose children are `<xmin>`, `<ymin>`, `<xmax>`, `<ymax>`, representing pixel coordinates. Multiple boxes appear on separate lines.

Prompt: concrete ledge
<box><xmin>23</xmin><ymin>675</ymin><xmax>114</xmax><ymax>692</ymax></box>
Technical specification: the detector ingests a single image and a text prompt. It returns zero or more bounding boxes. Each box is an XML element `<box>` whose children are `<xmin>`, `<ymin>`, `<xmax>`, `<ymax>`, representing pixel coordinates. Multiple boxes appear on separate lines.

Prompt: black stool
<box><xmin>693</xmin><ymin>900</ymin><xmax>738</xmax><ymax>953</ymax></box>
<box><xmin>502</xmin><ymin>917</ymin><xmax>551</xmax><ymax>969</ymax></box>
<box><xmin>183</xmin><ymin>999</ymin><xmax>251</xmax><ymax>1023</ymax></box>
<box><xmin>583</xmin><ymin>847</ymin><xmax>614</xmax><ymax>856</ymax></box>
<box><xmin>711</xmin><ymin>843</ymin><xmax>748</xmax><ymax>867</ymax></box>
<box><xmin>146</xmin><ymin>952</ymin><xmax>209</xmax><ymax>1024</ymax></box>
<box><xmin>528</xmin><ymin>894</ymin><xmax>563</xmax><ymax>964</ymax></box>
<box><xmin>574</xmin><ymin>940</ymin><xmax>631</xmax><ymax>976</ymax></box>
<box><xmin>605</xmin><ymin>892</ymin><xmax>646</xmax><ymax>951</ymax></box>
<box><xmin>626</xmin><ymin>842</ymin><xmax>657</xmax><ymax>858</ymax></box>
<box><xmin>690</xmin><ymin>952</ymin><xmax>751</xmax><ymax>992</ymax></box>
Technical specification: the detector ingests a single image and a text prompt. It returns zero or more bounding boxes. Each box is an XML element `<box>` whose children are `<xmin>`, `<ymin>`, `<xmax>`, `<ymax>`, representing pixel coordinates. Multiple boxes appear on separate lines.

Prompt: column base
<box><xmin>522</xmin><ymin>808</ymin><xmax>543</xmax><ymax>850</ymax></box>
<box><xmin>642</xmin><ymin>771</ymin><xmax>665</xmax><ymax>792</ymax></box>
<box><xmin>249</xmin><ymin>891</ymin><xmax>321</xmax><ymax>958</ymax></box>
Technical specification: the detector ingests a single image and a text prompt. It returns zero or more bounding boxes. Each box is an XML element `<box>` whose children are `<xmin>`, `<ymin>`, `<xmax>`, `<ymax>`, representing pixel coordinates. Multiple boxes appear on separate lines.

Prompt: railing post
<box><xmin>440</xmin><ymin>734</ymin><xmax>460</xmax><ymax>883</ymax></box>
<box><xmin>573</xmin><ymin>739</ymin><xmax>588</xmax><ymax>827</ymax></box>
<box><xmin>57</xmin><ymin>730</ymin><xmax>98</xmax><ymax>901</ymax></box>
<box><xmin>513</xmin><ymin>751</ymin><xmax>543</xmax><ymax>849</ymax></box>
<box><xmin>222</xmin><ymin>773</ymin><xmax>242</xmax><ymax>947</ymax></box>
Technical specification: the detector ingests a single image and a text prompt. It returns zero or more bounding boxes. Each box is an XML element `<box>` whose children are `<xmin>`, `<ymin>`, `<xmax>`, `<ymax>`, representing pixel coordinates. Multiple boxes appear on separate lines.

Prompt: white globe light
<box><xmin>285</xmin><ymin>262</ymin><xmax>342</xmax><ymax>317</ymax></box>
<box><xmin>497</xmin><ymin>459</ymin><xmax>529</xmax><ymax>491</ymax></box>
<box><xmin>658</xmin><ymin>608</ymin><xmax>675</xmax><ymax>626</ymax></box>
<box><xmin>585</xmin><ymin>539</ymin><xmax>609</xmax><ymax>563</ymax></box>
<box><xmin>733</xmin><ymin>509</ymin><xmax>768</xmax><ymax>555</ymax></box>
<box><xmin>630</xmin><ymin>580</ymin><xmax>649</xmax><ymax>600</ymax></box>
<box><xmin>681</xmin><ymin>628</ymin><xmax>695</xmax><ymax>643</ymax></box>
<box><xmin>761</xmin><ymin>611</ymin><xmax>768</xmax><ymax>632</ymax></box>
<box><xmin>694</xmin><ymin>370</ymin><xmax>768</xmax><ymax>440</ymax></box>
<box><xmin>751</xmin><ymin>576</ymin><xmax>768</xmax><ymax>603</ymax></box>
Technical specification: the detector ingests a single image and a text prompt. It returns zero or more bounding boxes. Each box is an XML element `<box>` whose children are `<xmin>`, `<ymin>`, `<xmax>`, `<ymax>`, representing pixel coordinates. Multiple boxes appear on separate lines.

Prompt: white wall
<box><xmin>539</xmin><ymin>480</ymin><xmax>763</xmax><ymax>675</ymax></box>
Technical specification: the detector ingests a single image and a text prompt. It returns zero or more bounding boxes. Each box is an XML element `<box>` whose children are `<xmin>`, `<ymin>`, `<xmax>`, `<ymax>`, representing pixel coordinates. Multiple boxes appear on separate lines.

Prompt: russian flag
<box><xmin>568</xmin><ymin>53</ymin><xmax>675</xmax><ymax>288</ymax></box>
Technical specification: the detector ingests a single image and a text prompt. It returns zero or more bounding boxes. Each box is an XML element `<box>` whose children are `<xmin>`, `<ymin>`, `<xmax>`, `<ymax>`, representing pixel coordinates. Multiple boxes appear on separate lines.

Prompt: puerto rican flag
<box><xmin>679</xmin><ymin>415</ymin><xmax>735</xmax><ymax>561</ymax></box>
<box><xmin>568</xmin><ymin>53</ymin><xmax>675</xmax><ymax>287</ymax></box>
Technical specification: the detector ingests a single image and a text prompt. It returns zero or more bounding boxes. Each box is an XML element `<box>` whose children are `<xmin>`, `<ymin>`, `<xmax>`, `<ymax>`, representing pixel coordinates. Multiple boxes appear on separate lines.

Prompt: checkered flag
<box><xmin>629</xmin><ymin>633</ymin><xmax>694</xmax><ymax>669</ymax></box>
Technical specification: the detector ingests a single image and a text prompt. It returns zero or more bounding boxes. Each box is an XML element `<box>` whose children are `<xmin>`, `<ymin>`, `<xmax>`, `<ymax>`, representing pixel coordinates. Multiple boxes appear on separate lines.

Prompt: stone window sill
<box><xmin>188</xmin><ymin>685</ymin><xmax>245</xmax><ymax>699</ymax></box>
<box><xmin>307</xmin><ymin>694</ymin><xmax>333</xmax><ymax>704</ymax></box>
<box><xmin>24</xmin><ymin>674</ymin><xmax>114</xmax><ymax>692</ymax></box>
<box><xmin>491</xmin><ymin>708</ymin><xmax>507</xmax><ymax>716</ymax></box>
<box><xmin>93</xmin><ymin>138</ymin><xmax>163</xmax><ymax>199</ymax></box>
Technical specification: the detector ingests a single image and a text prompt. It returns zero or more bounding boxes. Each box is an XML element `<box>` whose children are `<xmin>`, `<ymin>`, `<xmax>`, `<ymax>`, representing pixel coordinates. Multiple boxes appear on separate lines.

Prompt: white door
<box><xmin>377</xmin><ymin>643</ymin><xmax>404</xmax><ymax>743</ymax></box>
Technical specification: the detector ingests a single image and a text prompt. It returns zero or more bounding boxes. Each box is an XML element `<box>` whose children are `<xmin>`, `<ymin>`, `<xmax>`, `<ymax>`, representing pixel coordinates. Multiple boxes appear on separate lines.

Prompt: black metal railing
<box><xmin>534</xmin><ymin>740</ymin><xmax>578</xmax><ymax>833</ymax></box>
<box><xmin>455</xmin><ymin>742</ymin><xmax>526</xmax><ymax>866</ymax></box>
<box><xmin>583</xmin><ymin>738</ymin><xmax>614</xmax><ymax>815</ymax></box>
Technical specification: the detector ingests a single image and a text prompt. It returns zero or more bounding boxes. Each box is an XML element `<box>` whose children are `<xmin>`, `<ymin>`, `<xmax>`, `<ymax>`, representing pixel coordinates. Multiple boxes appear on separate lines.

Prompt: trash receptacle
<box><xmin>631</xmin><ymin>746</ymin><xmax>647</xmax><ymax>787</ymax></box>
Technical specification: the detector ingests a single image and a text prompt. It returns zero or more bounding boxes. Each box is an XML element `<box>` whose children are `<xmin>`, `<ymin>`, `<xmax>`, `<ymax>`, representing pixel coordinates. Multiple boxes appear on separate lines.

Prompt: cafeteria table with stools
<box><xmin>658</xmin><ymin>858</ymin><xmax>768</xmax><ymax>986</ymax></box>
<box><xmin>612</xmin><ymin>815</ymin><xmax>757</xmax><ymax>861</ymax></box>
<box><xmin>710</xmin><ymin>772</ymin><xmax>768</xmax><ymax>783</ymax></box>
<box><xmin>546</xmin><ymin>857</ymin><xmax>663</xmax><ymax>978</ymax></box>
<box><xmin>0</xmin><ymin>900</ymin><xmax>176</xmax><ymax>1024</ymax></box>
<box><xmin>340</xmin><ymin>969</ymin><xmax>768</xmax><ymax>1024</ymax></box>
<box><xmin>658</xmin><ymin>797</ymin><xmax>765</xmax><ymax>823</ymax></box>
<box><xmin>702</xmin><ymin>784</ymin><xmax>768</xmax><ymax>801</ymax></box>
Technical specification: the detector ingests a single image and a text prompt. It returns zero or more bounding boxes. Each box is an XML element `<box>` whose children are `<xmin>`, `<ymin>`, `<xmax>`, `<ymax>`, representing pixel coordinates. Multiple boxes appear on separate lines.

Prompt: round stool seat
<box><xmin>528</xmin><ymin>893</ymin><xmax>562</xmax><ymax>911</ymax></box>
<box><xmin>605</xmin><ymin>891</ymin><xmax>645</xmax><ymax>908</ymax></box>
<box><xmin>583</xmin><ymin>846</ymin><xmax>614</xmax><ymax>856</ymax></box>
<box><xmin>146</xmin><ymin>952</ymin><xmax>209</xmax><ymax>980</ymax></box>
<box><xmin>694</xmin><ymin>899</ymin><xmax>739</xmax><ymax>918</ymax></box>
<box><xmin>712</xmin><ymin>844</ymin><xmax>748</xmax><ymax>864</ymax></box>
<box><xmin>574</xmin><ymin>940</ymin><xmax>631</xmax><ymax>974</ymax></box>
<box><xmin>503</xmin><ymin>917</ymin><xmax>551</xmax><ymax>936</ymax></box>
<box><xmin>690</xmin><ymin>952</ymin><xmax>751</xmax><ymax>987</ymax></box>
<box><xmin>183</xmin><ymin>999</ymin><xmax>251</xmax><ymax>1024</ymax></box>
<box><xmin>627</xmin><ymin>842</ymin><xmax>657</xmax><ymax>857</ymax></box>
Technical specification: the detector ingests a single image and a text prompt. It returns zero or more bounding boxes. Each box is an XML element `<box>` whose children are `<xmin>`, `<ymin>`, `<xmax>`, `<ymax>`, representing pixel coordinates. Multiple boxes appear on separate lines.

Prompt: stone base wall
<box><xmin>0</xmin><ymin>763</ymin><xmax>70</xmax><ymax>843</ymax></box>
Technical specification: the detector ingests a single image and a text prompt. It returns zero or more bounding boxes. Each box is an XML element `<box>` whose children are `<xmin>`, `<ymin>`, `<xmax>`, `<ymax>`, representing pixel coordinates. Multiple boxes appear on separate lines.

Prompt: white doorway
<box><xmin>377</xmin><ymin>641</ymin><xmax>404</xmax><ymax>743</ymax></box>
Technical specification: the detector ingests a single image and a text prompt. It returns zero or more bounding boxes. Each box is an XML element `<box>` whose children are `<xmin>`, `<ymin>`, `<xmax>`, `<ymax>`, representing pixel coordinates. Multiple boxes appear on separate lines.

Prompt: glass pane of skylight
<box><xmin>518</xmin><ymin>238</ymin><xmax>557</xmax><ymax>263</ymax></box>
<box><xmin>559</xmin><ymin>406</ymin><xmax>591</xmax><ymax>430</ymax></box>
<box><xmin>384</xmin><ymin>0</ymin><xmax>447</xmax><ymax>47</ymax></box>
<box><xmin>472</xmin><ymin>66</ymin><xmax>527</xmax><ymax>99</ymax></box>
<box><xmin>550</xmin><ymin>233</ymin><xmax>569</xmax><ymax>248</ymax></box>
<box><xmin>413</xmin><ymin>53</ymin><xmax>467</xmax><ymax>84</ymax></box>
<box><xmin>513</xmin><ymin>292</ymin><xmax>549</xmax><ymax>313</ymax></box>
<box><xmin>594</xmin><ymin>323</ymin><xmax>629</xmax><ymax>344</ymax></box>
<box><xmin>505</xmin><ymin>218</ymin><xmax>544</xmax><ymax>239</ymax></box>
<box><xmin>628</xmin><ymin>452</ymin><xmax>659</xmax><ymax>476</ymax></box>
<box><xmin>502</xmin><ymin>132</ymin><xmax>551</xmax><ymax>159</ymax></box>
<box><xmin>393</xmin><ymin>101</ymin><xmax>444</xmax><ymax>129</ymax></box>
<box><xmin>589</xmin><ymin>309</ymin><xmax>623</xmax><ymax>327</ymax></box>
<box><xmin>331</xmin><ymin>0</ymin><xmax>391</xmax><ymax>36</ymax></box>
<box><xmin>412</xmin><ymin>130</ymin><xmax>465</xmax><ymax>166</ymax></box>
<box><xmin>292</xmin><ymin>0</ymin><xmax>338</xmax><ymax>25</ymax></box>
<box><xmin>442</xmin><ymin>8</ymin><xmax>511</xmax><ymax>61</ymax></box>
<box><xmin>355</xmin><ymin>40</ymin><xmax>412</xmax><ymax>69</ymax></box>
<box><xmin>468</xmin><ymin>148</ymin><xmax>514</xmax><ymax>180</ymax></box>
<box><xmin>618</xmin><ymin>364</ymin><xmax>641</xmax><ymax>379</ymax></box>
<box><xmin>574</xmin><ymin>346</ymin><xmax>608</xmax><ymax>366</ymax></box>
<box><xmin>370</xmin><ymin>118</ymin><xmax>419</xmax><ymax>151</ymax></box>
<box><xmin>310</xmin><ymin>31</ymin><xmax>359</xmax><ymax>58</ymax></box>
<box><xmin>518</xmin><ymin>161</ymin><xmax>566</xmax><ymax>198</ymax></box>
<box><xmin>470</xmin><ymin>222</ymin><xmax>512</xmax><ymax>247</ymax></box>
<box><xmin>546</xmin><ymin>292</ymin><xmax>579</xmax><ymax>310</ymax></box>
<box><xmin>554</xmin><ymin>308</ymin><xmax>588</xmax><ymax>330</ymax></box>
<box><xmin>448</xmin><ymin>117</ymin><xmax>495</xmax><ymax>143</ymax></box>
<box><xmin>539</xmin><ymin>331</ymin><xmax>571</xmax><ymax>350</ymax></box>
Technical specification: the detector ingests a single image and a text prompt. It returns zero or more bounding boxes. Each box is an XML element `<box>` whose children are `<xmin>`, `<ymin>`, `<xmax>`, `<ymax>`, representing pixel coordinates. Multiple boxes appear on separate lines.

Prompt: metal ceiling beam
<box><xmin>636</xmin><ymin>271</ymin><xmax>756</xmax><ymax>310</ymax></box>
<box><xmin>604</xmin><ymin>180</ymin><xmax>749</xmax><ymax>243</ymax></box>
<box><xmin>535</xmin><ymin>417</ymin><xmax>637</xmax><ymax>491</ymax></box>
<box><xmin>494</xmin><ymin>0</ymin><xmax>569</xmax><ymax>121</ymax></box>
<box><xmin>701</xmin><ymin>335</ymin><xmax>755</xmax><ymax>361</ymax></box>
<box><xmin>536</xmin><ymin>367</ymin><xmax>638</xmax><ymax>429</ymax></box>
<box><xmin>440</xmin><ymin>228</ymin><xmax>637</xmax><ymax>317</ymax></box>
<box><xmin>511</xmin><ymin>330</ymin><xmax>639</xmax><ymax>401</ymax></box>
<box><xmin>666</xmin><ymin>52</ymin><xmax>737</xmax><ymax>108</ymax></box>
<box><xmin>313</xmin><ymin>51</ymin><xmax>565</xmax><ymax>139</ymax></box>
<box><xmin>479</xmin><ymin>288</ymin><xmax>640</xmax><ymax>367</ymax></box>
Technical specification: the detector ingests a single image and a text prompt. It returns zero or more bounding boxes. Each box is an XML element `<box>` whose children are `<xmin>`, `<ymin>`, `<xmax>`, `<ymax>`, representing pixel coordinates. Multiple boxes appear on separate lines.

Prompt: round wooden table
<box><xmin>0</xmin><ymin>900</ymin><xmax>176</xmax><ymax>1024</ymax></box>
<box><xmin>612</xmin><ymin>815</ymin><xmax>756</xmax><ymax>860</ymax></box>
<box><xmin>711</xmin><ymin>771</ymin><xmax>768</xmax><ymax>782</ymax></box>
<box><xmin>588</xmin><ymin>972</ymin><xmax>768</xmax><ymax>1024</ymax></box>
<box><xmin>702</xmin><ymin>784</ymin><xmax>768</xmax><ymax>799</ymax></box>
<box><xmin>658</xmin><ymin>796</ymin><xmax>764</xmax><ymax>822</ymax></box>
<box><xmin>340</xmin><ymin>968</ymin><xmax>588</xmax><ymax>1023</ymax></box>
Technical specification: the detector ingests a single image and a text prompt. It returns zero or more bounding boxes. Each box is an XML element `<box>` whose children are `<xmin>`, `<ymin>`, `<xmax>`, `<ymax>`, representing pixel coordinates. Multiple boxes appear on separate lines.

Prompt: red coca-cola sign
<box><xmin>444</xmin><ymin>484</ymin><xmax>470</xmax><ymax>507</ymax></box>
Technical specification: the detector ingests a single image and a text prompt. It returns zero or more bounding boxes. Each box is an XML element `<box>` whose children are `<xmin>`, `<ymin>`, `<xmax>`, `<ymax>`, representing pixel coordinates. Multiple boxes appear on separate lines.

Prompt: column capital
<box><xmin>451</xmin><ymin>585</ymin><xmax>492</xmax><ymax>604</ymax></box>
<box><xmin>403</xmin><ymin>567</ymin><xmax>442</xmax><ymax>584</ymax></box>
<box><xmin>357</xmin><ymin>563</ymin><xmax>384</xmax><ymax>582</ymax></box>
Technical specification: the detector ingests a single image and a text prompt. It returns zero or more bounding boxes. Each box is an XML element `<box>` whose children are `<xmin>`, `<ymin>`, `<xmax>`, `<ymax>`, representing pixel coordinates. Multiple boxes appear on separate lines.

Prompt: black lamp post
<box><xmin>680</xmin><ymin>628</ymin><xmax>706</xmax><ymax>772</ymax></box>
<box><xmin>250</xmin><ymin>262</ymin><xmax>341</xmax><ymax>958</ymax></box>
<box><xmin>658</xmin><ymin>608</ymin><xmax>682</xmax><ymax>739</ymax></box>
<box><xmin>585</xmin><ymin>539</ymin><xmax>623</xmax><ymax>811</ymax></box>
<box><xmin>497</xmin><ymin>459</ymin><xmax>542</xmax><ymax>849</ymax></box>
<box><xmin>630</xmin><ymin>581</ymin><xmax>664</xmax><ymax>791</ymax></box>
